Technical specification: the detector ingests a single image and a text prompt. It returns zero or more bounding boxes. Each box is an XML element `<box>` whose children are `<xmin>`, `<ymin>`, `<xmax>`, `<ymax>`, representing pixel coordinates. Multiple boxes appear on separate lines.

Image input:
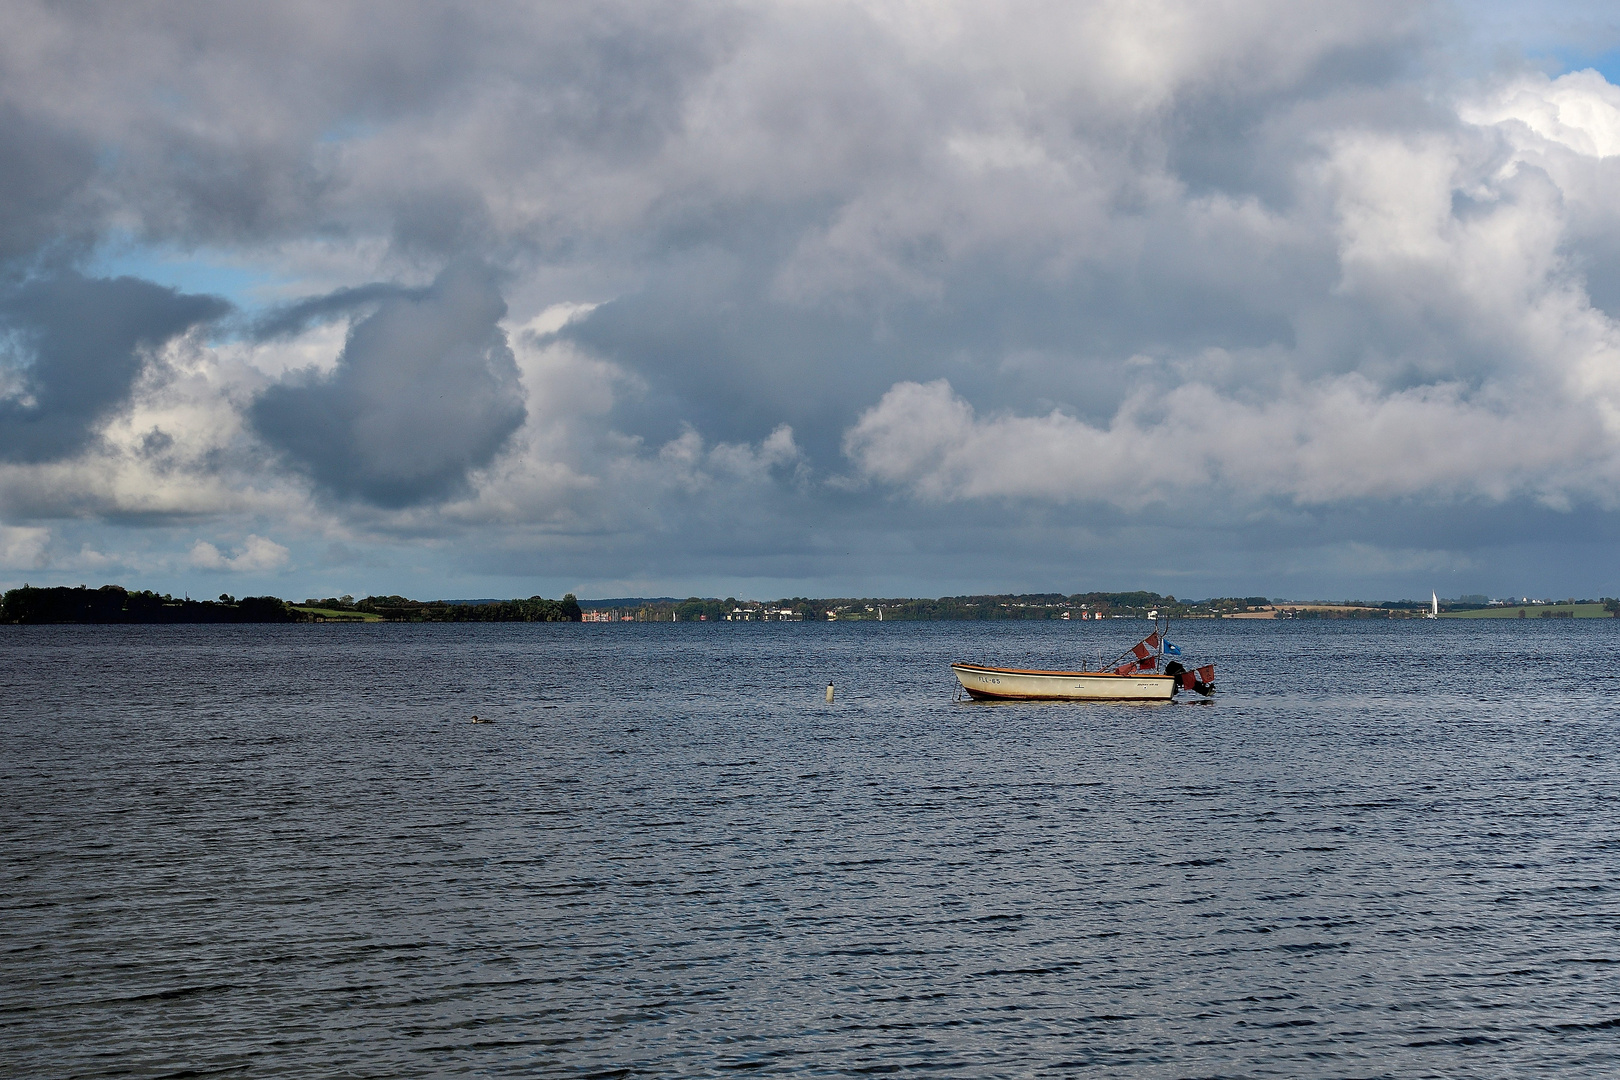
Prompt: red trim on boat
<box><xmin>951</xmin><ymin>662</ymin><xmax>1171</xmax><ymax>679</ymax></box>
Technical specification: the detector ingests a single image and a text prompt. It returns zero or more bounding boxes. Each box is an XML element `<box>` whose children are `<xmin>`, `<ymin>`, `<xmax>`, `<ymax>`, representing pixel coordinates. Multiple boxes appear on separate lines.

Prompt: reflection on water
<box><xmin>4</xmin><ymin>619</ymin><xmax>1620</xmax><ymax>1077</ymax></box>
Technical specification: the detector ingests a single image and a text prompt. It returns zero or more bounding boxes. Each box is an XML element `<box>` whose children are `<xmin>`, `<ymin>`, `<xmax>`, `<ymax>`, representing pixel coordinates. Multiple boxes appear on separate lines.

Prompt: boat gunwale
<box><xmin>950</xmin><ymin>661</ymin><xmax>1173</xmax><ymax>681</ymax></box>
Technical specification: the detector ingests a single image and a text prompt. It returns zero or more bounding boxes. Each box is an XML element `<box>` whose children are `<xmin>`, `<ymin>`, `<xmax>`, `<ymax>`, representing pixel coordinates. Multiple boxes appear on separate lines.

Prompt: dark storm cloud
<box><xmin>250</xmin><ymin>262</ymin><xmax>525</xmax><ymax>507</ymax></box>
<box><xmin>0</xmin><ymin>274</ymin><xmax>228</xmax><ymax>462</ymax></box>
<box><xmin>0</xmin><ymin>2</ymin><xmax>733</xmax><ymax>259</ymax></box>
<box><xmin>1162</xmin><ymin>23</ymin><xmax>1438</xmax><ymax>207</ymax></box>
<box><xmin>540</xmin><ymin>3</ymin><xmax>1442</xmax><ymax>457</ymax></box>
<box><xmin>0</xmin><ymin>105</ymin><xmax>98</xmax><ymax>267</ymax></box>
<box><xmin>249</xmin><ymin>282</ymin><xmax>423</xmax><ymax>341</ymax></box>
<box><xmin>1</xmin><ymin>0</ymin><xmax>1438</xmax><ymax>434</ymax></box>
<box><xmin>563</xmin><ymin>233</ymin><xmax>1323</xmax><ymax>460</ymax></box>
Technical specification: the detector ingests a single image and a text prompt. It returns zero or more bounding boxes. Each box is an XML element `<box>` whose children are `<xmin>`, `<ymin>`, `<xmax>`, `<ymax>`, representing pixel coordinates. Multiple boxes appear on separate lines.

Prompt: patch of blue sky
<box><xmin>1458</xmin><ymin>0</ymin><xmax>1620</xmax><ymax>78</ymax></box>
<box><xmin>88</xmin><ymin>236</ymin><xmax>290</xmax><ymax>316</ymax></box>
<box><xmin>1548</xmin><ymin>47</ymin><xmax>1620</xmax><ymax>85</ymax></box>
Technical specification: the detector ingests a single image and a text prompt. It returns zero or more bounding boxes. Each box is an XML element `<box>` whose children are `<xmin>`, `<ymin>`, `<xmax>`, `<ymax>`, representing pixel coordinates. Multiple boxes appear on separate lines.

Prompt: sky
<box><xmin>4</xmin><ymin>1</ymin><xmax>1620</xmax><ymax>603</ymax></box>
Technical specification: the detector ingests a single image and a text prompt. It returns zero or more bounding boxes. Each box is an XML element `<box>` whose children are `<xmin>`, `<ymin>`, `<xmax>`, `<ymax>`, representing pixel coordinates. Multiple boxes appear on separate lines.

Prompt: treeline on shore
<box><xmin>325</xmin><ymin>594</ymin><xmax>582</xmax><ymax>623</ymax></box>
<box><xmin>1</xmin><ymin>586</ymin><xmax>300</xmax><ymax>624</ymax></box>
<box><xmin>0</xmin><ymin>585</ymin><xmax>582</xmax><ymax>625</ymax></box>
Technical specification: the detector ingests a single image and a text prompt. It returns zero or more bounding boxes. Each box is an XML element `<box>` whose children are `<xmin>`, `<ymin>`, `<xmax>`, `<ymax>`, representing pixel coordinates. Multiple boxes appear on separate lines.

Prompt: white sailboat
<box><xmin>1425</xmin><ymin>591</ymin><xmax>1439</xmax><ymax>619</ymax></box>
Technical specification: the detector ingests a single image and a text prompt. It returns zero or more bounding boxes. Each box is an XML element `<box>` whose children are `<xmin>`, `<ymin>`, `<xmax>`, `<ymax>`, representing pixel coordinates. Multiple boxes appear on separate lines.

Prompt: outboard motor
<box><xmin>1167</xmin><ymin>661</ymin><xmax>1215</xmax><ymax>696</ymax></box>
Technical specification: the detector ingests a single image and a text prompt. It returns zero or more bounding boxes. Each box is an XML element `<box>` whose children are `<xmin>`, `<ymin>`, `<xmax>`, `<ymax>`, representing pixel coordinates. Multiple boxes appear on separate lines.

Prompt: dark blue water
<box><xmin>5</xmin><ymin>619</ymin><xmax>1620</xmax><ymax>1077</ymax></box>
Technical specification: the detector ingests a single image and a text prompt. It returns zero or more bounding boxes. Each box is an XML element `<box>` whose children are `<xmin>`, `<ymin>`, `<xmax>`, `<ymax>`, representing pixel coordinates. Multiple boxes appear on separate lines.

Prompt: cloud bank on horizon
<box><xmin>2</xmin><ymin>0</ymin><xmax>1620</xmax><ymax>600</ymax></box>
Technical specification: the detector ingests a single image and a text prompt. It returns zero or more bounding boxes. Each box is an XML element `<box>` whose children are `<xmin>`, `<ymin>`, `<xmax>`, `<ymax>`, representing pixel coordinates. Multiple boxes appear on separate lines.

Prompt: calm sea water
<box><xmin>4</xmin><ymin>618</ymin><xmax>1620</xmax><ymax>1078</ymax></box>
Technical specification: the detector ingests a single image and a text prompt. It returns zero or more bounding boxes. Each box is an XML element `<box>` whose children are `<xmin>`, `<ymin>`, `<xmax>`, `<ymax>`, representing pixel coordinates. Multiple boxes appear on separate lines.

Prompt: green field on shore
<box><xmin>1439</xmin><ymin>603</ymin><xmax>1611</xmax><ymax>619</ymax></box>
<box><xmin>292</xmin><ymin>605</ymin><xmax>382</xmax><ymax>622</ymax></box>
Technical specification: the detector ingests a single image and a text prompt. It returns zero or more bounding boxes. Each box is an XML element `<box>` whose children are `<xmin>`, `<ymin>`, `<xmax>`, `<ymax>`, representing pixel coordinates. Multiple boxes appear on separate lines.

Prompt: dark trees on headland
<box><xmin>344</xmin><ymin>594</ymin><xmax>582</xmax><ymax>622</ymax></box>
<box><xmin>0</xmin><ymin>585</ymin><xmax>585</xmax><ymax>624</ymax></box>
<box><xmin>0</xmin><ymin>585</ymin><xmax>297</xmax><ymax>624</ymax></box>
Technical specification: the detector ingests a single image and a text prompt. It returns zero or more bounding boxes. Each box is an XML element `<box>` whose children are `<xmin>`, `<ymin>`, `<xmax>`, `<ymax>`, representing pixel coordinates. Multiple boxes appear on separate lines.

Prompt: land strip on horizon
<box><xmin>5</xmin><ymin>585</ymin><xmax>1617</xmax><ymax>624</ymax></box>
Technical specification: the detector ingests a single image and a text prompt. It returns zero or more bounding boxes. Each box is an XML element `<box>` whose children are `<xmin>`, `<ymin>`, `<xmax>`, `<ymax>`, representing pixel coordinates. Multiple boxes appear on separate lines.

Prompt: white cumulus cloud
<box><xmin>189</xmin><ymin>535</ymin><xmax>290</xmax><ymax>573</ymax></box>
<box><xmin>0</xmin><ymin>524</ymin><xmax>49</xmax><ymax>569</ymax></box>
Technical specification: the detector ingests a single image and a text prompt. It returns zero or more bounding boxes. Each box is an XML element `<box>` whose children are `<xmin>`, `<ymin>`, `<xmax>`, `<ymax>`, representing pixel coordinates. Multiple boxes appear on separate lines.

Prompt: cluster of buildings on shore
<box><xmin>580</xmin><ymin>606</ymin><xmax>806</xmax><ymax>622</ymax></box>
<box><xmin>719</xmin><ymin>607</ymin><xmax>805</xmax><ymax>621</ymax></box>
<box><xmin>576</xmin><ymin>593</ymin><xmax>1599</xmax><ymax>624</ymax></box>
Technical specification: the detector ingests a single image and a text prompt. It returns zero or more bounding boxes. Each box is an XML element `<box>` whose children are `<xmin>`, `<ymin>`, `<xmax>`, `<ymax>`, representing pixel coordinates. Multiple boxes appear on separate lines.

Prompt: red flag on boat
<box><xmin>1131</xmin><ymin>632</ymin><xmax>1161</xmax><ymax>661</ymax></box>
<box><xmin>1196</xmin><ymin>664</ymin><xmax>1215</xmax><ymax>684</ymax></box>
<box><xmin>1180</xmin><ymin>672</ymin><xmax>1197</xmax><ymax>689</ymax></box>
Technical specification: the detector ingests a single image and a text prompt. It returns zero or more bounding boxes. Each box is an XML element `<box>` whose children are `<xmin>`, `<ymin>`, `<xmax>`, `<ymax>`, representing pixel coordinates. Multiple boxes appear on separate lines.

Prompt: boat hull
<box><xmin>952</xmin><ymin>662</ymin><xmax>1175</xmax><ymax>701</ymax></box>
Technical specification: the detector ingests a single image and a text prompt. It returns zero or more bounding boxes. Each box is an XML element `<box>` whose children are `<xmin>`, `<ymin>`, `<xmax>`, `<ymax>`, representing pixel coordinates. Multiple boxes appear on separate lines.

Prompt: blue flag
<box><xmin>1163</xmin><ymin>639</ymin><xmax>1181</xmax><ymax>656</ymax></box>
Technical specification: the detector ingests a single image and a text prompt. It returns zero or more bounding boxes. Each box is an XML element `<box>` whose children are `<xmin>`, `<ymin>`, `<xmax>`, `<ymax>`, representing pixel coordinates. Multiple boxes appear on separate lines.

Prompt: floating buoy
<box><xmin>825</xmin><ymin>682</ymin><xmax>835</xmax><ymax>703</ymax></box>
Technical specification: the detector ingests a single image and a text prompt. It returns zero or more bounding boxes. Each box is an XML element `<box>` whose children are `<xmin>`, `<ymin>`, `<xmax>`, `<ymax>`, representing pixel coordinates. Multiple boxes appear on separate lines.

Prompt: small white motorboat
<box><xmin>951</xmin><ymin>662</ymin><xmax>1177</xmax><ymax>701</ymax></box>
<box><xmin>952</xmin><ymin>619</ymin><xmax>1214</xmax><ymax>701</ymax></box>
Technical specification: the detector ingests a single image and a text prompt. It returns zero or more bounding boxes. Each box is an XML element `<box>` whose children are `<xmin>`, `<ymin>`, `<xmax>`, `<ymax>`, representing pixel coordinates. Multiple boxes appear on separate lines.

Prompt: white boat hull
<box><xmin>952</xmin><ymin>662</ymin><xmax>1175</xmax><ymax>702</ymax></box>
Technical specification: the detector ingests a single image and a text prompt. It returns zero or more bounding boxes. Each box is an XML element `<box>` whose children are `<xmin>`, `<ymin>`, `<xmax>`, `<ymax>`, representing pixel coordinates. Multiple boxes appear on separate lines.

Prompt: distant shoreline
<box><xmin>6</xmin><ymin>585</ymin><xmax>1614</xmax><ymax>625</ymax></box>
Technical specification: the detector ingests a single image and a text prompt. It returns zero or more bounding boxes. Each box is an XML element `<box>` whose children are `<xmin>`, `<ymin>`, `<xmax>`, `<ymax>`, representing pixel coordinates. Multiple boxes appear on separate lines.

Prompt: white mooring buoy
<box><xmin>826</xmin><ymin>682</ymin><xmax>835</xmax><ymax>703</ymax></box>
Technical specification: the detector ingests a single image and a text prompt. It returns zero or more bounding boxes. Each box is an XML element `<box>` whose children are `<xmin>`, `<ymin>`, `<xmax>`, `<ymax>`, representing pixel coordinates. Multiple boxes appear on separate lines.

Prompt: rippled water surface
<box><xmin>5</xmin><ymin>618</ymin><xmax>1620</xmax><ymax>1077</ymax></box>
